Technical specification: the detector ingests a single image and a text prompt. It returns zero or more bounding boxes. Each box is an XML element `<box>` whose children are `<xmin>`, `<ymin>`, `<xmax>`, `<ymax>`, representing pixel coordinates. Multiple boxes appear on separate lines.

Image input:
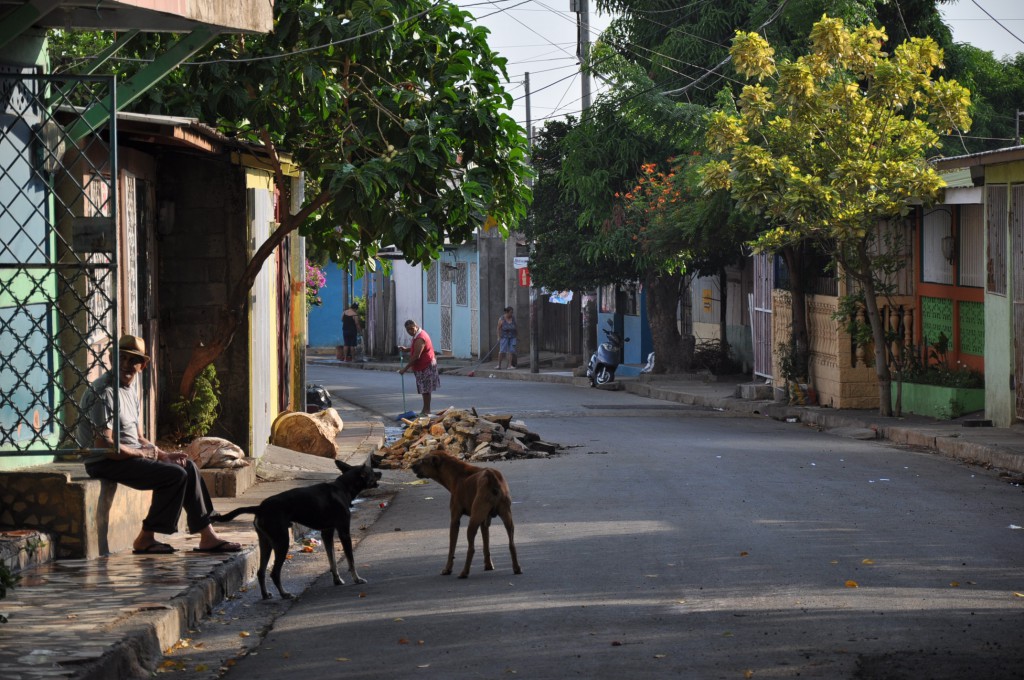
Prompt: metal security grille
<box><xmin>0</xmin><ymin>73</ymin><xmax>118</xmax><ymax>459</ymax></box>
<box><xmin>439</xmin><ymin>264</ymin><xmax>452</xmax><ymax>352</ymax></box>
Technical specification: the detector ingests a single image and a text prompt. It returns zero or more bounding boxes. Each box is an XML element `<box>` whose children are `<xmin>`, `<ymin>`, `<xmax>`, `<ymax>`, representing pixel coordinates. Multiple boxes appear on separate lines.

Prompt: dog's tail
<box><xmin>211</xmin><ymin>506</ymin><xmax>259</xmax><ymax>523</ymax></box>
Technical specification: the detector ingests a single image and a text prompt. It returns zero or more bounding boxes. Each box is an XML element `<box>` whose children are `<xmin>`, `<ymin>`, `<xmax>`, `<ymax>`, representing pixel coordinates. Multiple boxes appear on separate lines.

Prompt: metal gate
<box><xmin>751</xmin><ymin>252</ymin><xmax>774</xmax><ymax>379</ymax></box>
<box><xmin>0</xmin><ymin>73</ymin><xmax>119</xmax><ymax>461</ymax></box>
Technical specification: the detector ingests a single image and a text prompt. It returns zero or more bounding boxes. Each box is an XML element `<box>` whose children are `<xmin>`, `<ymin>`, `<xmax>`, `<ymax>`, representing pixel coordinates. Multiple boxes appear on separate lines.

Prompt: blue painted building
<box><xmin>307</xmin><ymin>262</ymin><xmax>363</xmax><ymax>348</ymax></box>
<box><xmin>596</xmin><ymin>284</ymin><xmax>653</xmax><ymax>376</ymax></box>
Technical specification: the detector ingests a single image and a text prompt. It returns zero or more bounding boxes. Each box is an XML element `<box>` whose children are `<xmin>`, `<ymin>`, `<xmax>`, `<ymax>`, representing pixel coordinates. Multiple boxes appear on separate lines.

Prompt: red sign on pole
<box><xmin>518</xmin><ymin>267</ymin><xmax>531</xmax><ymax>287</ymax></box>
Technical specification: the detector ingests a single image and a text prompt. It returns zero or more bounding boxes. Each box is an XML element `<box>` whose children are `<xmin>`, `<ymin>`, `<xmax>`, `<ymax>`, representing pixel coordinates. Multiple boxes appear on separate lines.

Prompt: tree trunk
<box><xmin>717</xmin><ymin>265</ymin><xmax>728</xmax><ymax>348</ymax></box>
<box><xmin>855</xmin><ymin>243</ymin><xmax>893</xmax><ymax>417</ymax></box>
<box><xmin>646</xmin><ymin>271</ymin><xmax>690</xmax><ymax>373</ymax></box>
<box><xmin>782</xmin><ymin>245</ymin><xmax>810</xmax><ymax>382</ymax></box>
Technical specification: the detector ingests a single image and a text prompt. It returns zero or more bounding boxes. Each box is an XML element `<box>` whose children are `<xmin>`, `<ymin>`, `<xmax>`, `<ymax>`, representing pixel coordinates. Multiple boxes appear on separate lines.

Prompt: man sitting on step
<box><xmin>77</xmin><ymin>334</ymin><xmax>241</xmax><ymax>555</ymax></box>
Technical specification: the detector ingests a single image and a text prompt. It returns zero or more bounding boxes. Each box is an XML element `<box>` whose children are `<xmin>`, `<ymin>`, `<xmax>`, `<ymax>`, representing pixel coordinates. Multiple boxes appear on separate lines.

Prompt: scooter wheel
<box><xmin>594</xmin><ymin>366</ymin><xmax>613</xmax><ymax>385</ymax></box>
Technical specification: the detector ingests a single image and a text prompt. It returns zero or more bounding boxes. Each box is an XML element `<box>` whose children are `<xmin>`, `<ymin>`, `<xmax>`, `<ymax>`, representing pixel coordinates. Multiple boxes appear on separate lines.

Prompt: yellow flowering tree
<box><xmin>701</xmin><ymin>15</ymin><xmax>971</xmax><ymax>415</ymax></box>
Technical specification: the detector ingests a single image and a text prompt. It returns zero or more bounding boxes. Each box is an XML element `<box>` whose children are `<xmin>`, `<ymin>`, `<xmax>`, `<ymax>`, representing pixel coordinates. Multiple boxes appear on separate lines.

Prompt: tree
<box><xmin>557</xmin><ymin>48</ymin><xmax>712</xmax><ymax>373</ymax></box>
<box><xmin>943</xmin><ymin>45</ymin><xmax>1024</xmax><ymax>153</ymax></box>
<box><xmin>522</xmin><ymin>119</ymin><xmax>619</xmax><ymax>292</ymax></box>
<box><xmin>701</xmin><ymin>15</ymin><xmax>971</xmax><ymax>415</ymax></box>
<box><xmin>52</xmin><ymin>0</ymin><xmax>532</xmax><ymax>399</ymax></box>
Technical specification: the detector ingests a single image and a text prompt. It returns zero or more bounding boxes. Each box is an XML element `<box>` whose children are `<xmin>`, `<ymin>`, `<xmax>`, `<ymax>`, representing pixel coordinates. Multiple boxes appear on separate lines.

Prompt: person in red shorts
<box><xmin>398</xmin><ymin>319</ymin><xmax>440</xmax><ymax>416</ymax></box>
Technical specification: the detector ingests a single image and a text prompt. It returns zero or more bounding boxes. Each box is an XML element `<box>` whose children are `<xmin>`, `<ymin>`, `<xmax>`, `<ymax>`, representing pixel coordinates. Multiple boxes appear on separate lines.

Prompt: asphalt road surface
<box><xmin>217</xmin><ymin>368</ymin><xmax>1024</xmax><ymax>679</ymax></box>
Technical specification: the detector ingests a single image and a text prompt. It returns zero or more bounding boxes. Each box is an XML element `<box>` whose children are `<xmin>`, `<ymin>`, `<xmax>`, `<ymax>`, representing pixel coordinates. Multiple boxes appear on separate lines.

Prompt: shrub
<box><xmin>170</xmin><ymin>364</ymin><xmax>221</xmax><ymax>443</ymax></box>
<box><xmin>903</xmin><ymin>333</ymin><xmax>983</xmax><ymax>389</ymax></box>
<box><xmin>692</xmin><ymin>339</ymin><xmax>742</xmax><ymax>375</ymax></box>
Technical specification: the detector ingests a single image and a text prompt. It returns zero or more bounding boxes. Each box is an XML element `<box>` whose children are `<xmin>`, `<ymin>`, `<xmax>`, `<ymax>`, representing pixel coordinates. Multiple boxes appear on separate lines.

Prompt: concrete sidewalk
<box><xmin>3</xmin><ymin>355</ymin><xmax>1022</xmax><ymax>679</ymax></box>
<box><xmin>0</xmin><ymin>399</ymin><xmax>388</xmax><ymax>680</ymax></box>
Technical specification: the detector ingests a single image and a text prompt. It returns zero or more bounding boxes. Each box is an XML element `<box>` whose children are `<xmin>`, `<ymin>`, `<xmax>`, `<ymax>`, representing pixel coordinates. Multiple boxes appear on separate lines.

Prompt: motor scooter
<box><xmin>586</xmin><ymin>319</ymin><xmax>629</xmax><ymax>386</ymax></box>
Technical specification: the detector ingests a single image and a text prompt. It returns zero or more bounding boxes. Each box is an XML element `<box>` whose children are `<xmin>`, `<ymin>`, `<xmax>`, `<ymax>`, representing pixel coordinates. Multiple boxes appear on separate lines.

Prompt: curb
<box><xmin>80</xmin><ymin>549</ymin><xmax>258</xmax><ymax>679</ymax></box>
<box><xmin>624</xmin><ymin>380</ymin><xmax>1024</xmax><ymax>475</ymax></box>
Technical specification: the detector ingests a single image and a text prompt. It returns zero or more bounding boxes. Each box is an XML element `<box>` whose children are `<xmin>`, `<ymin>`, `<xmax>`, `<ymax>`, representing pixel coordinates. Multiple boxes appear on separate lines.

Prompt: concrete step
<box><xmin>0</xmin><ymin>464</ymin><xmax>172</xmax><ymax>559</ymax></box>
<box><xmin>737</xmin><ymin>382</ymin><xmax>774</xmax><ymax>400</ymax></box>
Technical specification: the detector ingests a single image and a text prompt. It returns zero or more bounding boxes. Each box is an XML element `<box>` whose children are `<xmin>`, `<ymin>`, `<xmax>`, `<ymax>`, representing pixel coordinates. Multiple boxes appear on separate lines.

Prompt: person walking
<box><xmin>398</xmin><ymin>320</ymin><xmax>440</xmax><ymax>416</ymax></box>
<box><xmin>496</xmin><ymin>306</ymin><xmax>518</xmax><ymax>369</ymax></box>
<box><xmin>341</xmin><ymin>303</ymin><xmax>362</xmax><ymax>362</ymax></box>
<box><xmin>78</xmin><ymin>334</ymin><xmax>241</xmax><ymax>555</ymax></box>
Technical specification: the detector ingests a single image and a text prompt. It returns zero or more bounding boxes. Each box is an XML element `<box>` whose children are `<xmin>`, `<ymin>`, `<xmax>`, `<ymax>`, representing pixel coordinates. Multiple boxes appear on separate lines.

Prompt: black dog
<box><xmin>213</xmin><ymin>458</ymin><xmax>381</xmax><ymax>599</ymax></box>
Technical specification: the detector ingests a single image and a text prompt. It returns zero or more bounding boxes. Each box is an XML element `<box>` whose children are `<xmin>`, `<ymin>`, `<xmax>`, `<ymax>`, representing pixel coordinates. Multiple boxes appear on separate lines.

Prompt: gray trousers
<box><xmin>85</xmin><ymin>457</ymin><xmax>214</xmax><ymax>535</ymax></box>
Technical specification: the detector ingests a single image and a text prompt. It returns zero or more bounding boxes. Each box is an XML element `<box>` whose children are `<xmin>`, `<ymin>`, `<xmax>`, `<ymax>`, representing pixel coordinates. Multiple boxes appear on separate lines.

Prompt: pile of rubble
<box><xmin>374</xmin><ymin>408</ymin><xmax>562</xmax><ymax>469</ymax></box>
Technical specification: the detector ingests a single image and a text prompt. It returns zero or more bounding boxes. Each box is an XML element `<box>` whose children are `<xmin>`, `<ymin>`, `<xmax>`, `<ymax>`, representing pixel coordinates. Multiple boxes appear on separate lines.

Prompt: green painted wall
<box><xmin>981</xmin><ymin>164</ymin><xmax>1024</xmax><ymax>426</ymax></box>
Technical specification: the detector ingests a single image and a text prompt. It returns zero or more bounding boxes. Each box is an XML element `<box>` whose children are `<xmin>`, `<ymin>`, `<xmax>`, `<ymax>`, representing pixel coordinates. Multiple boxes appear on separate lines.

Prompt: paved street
<box><xmin>216</xmin><ymin>368</ymin><xmax>1024</xmax><ymax>679</ymax></box>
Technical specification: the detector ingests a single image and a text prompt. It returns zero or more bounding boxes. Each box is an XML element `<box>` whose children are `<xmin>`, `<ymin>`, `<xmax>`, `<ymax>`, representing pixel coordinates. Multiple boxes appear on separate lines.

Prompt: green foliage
<box><xmin>903</xmin><ymin>333</ymin><xmax>984</xmax><ymax>389</ymax></box>
<box><xmin>691</xmin><ymin>339</ymin><xmax>742</xmax><ymax>375</ymax></box>
<box><xmin>776</xmin><ymin>335</ymin><xmax>808</xmax><ymax>383</ymax></box>
<box><xmin>47</xmin><ymin>0</ymin><xmax>533</xmax><ymax>268</ymax></box>
<box><xmin>0</xmin><ymin>562</ymin><xmax>18</xmax><ymax>623</ymax></box>
<box><xmin>170</xmin><ymin>364</ymin><xmax>221</xmax><ymax>442</ymax></box>
<box><xmin>522</xmin><ymin>119</ymin><xmax>619</xmax><ymax>291</ymax></box>
<box><xmin>942</xmin><ymin>45</ymin><xmax>1024</xmax><ymax>154</ymax></box>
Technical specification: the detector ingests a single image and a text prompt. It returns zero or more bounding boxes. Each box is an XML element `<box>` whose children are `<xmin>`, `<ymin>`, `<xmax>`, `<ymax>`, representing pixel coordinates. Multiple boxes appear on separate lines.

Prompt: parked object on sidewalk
<box><xmin>212</xmin><ymin>458</ymin><xmax>381</xmax><ymax>599</ymax></box>
<box><xmin>586</xmin><ymin>318</ymin><xmax>629</xmax><ymax>386</ymax></box>
<box><xmin>270</xmin><ymin>408</ymin><xmax>343</xmax><ymax>458</ymax></box>
<box><xmin>375</xmin><ymin>408</ymin><xmax>561</xmax><ymax>469</ymax></box>
<box><xmin>185</xmin><ymin>437</ymin><xmax>249</xmax><ymax>469</ymax></box>
<box><xmin>411</xmin><ymin>452</ymin><xmax>522</xmax><ymax>578</ymax></box>
<box><xmin>306</xmin><ymin>384</ymin><xmax>333</xmax><ymax>413</ymax></box>
<box><xmin>641</xmin><ymin>352</ymin><xmax>655</xmax><ymax>374</ymax></box>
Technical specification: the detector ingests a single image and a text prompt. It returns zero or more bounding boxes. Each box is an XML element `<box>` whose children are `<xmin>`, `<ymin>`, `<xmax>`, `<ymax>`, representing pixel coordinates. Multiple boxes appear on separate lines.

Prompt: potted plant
<box><xmin>893</xmin><ymin>333</ymin><xmax>984</xmax><ymax>419</ymax></box>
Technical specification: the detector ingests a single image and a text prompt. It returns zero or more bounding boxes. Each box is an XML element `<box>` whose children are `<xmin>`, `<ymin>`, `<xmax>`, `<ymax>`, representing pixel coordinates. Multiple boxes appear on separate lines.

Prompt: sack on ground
<box><xmin>186</xmin><ymin>437</ymin><xmax>249</xmax><ymax>469</ymax></box>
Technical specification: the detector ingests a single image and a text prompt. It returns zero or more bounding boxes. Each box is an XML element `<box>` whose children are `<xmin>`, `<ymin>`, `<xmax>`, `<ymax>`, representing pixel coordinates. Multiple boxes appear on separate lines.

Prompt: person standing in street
<box><xmin>496</xmin><ymin>306</ymin><xmax>518</xmax><ymax>369</ymax></box>
<box><xmin>341</xmin><ymin>302</ymin><xmax>362</xmax><ymax>362</ymax></box>
<box><xmin>398</xmin><ymin>320</ymin><xmax>440</xmax><ymax>416</ymax></box>
<box><xmin>78</xmin><ymin>334</ymin><xmax>241</xmax><ymax>555</ymax></box>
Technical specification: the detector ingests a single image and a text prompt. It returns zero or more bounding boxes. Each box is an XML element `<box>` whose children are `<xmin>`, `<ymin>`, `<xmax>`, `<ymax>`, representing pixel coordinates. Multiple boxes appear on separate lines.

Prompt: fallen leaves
<box><xmin>845</xmin><ymin>580</ymin><xmax>859</xmax><ymax>588</ymax></box>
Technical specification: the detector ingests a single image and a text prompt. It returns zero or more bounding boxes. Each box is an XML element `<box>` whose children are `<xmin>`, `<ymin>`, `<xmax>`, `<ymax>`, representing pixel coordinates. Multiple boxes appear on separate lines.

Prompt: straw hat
<box><xmin>118</xmin><ymin>334</ymin><xmax>150</xmax><ymax>362</ymax></box>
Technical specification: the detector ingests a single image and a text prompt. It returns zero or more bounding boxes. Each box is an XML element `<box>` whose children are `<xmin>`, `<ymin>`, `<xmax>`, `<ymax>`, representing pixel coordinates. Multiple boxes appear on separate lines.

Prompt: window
<box><xmin>987</xmin><ymin>184</ymin><xmax>1007</xmax><ymax>296</ymax></box>
<box><xmin>426</xmin><ymin>264</ymin><xmax>438</xmax><ymax>303</ymax></box>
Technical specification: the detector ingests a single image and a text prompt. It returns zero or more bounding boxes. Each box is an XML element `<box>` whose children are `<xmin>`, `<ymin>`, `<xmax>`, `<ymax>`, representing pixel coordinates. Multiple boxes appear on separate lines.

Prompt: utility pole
<box><xmin>574</xmin><ymin>0</ymin><xmax>597</xmax><ymax>365</ymax></box>
<box><xmin>525</xmin><ymin>72</ymin><xmax>540</xmax><ymax>373</ymax></box>
<box><xmin>1017</xmin><ymin>110</ymin><xmax>1023</xmax><ymax>146</ymax></box>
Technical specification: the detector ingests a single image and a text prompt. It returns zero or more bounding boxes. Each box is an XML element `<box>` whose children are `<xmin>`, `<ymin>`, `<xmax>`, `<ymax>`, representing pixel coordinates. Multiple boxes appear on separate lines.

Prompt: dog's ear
<box><xmin>335</xmin><ymin>459</ymin><xmax>353</xmax><ymax>473</ymax></box>
<box><xmin>363</xmin><ymin>456</ymin><xmax>375</xmax><ymax>470</ymax></box>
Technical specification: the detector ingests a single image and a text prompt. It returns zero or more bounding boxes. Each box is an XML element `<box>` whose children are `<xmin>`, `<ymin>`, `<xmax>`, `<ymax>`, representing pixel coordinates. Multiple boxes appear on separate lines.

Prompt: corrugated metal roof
<box><xmin>933</xmin><ymin>145</ymin><xmax>1024</xmax><ymax>170</ymax></box>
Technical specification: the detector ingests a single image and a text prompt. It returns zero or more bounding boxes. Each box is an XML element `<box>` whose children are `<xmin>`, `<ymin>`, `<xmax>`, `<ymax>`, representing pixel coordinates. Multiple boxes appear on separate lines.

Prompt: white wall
<box><xmin>393</xmin><ymin>260</ymin><xmax>423</xmax><ymax>334</ymax></box>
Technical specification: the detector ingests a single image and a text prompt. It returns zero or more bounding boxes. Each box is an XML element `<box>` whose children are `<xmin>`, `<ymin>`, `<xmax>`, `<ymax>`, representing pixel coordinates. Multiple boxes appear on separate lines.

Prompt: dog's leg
<box><xmin>255</xmin><ymin>525</ymin><xmax>274</xmax><ymax>600</ymax></box>
<box><xmin>459</xmin><ymin>513</ymin><xmax>485</xmax><ymax>579</ymax></box>
<box><xmin>336</xmin><ymin>523</ymin><xmax>367</xmax><ymax>585</ymax></box>
<box><xmin>320</xmin><ymin>529</ymin><xmax>344</xmax><ymax>585</ymax></box>
<box><xmin>267</xmin><ymin>525</ymin><xmax>294</xmax><ymax>599</ymax></box>
<box><xmin>443</xmin><ymin>514</ymin><xmax>460</xmax><ymax>576</ymax></box>
<box><xmin>499</xmin><ymin>507</ymin><xmax>523</xmax><ymax>575</ymax></box>
<box><xmin>481</xmin><ymin>516</ymin><xmax>494</xmax><ymax>571</ymax></box>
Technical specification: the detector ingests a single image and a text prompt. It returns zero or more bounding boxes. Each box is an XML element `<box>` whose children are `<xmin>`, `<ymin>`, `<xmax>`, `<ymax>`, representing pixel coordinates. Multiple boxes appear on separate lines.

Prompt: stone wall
<box><xmin>0</xmin><ymin>465</ymin><xmax>164</xmax><ymax>559</ymax></box>
<box><xmin>155</xmin><ymin>153</ymin><xmax>249</xmax><ymax>447</ymax></box>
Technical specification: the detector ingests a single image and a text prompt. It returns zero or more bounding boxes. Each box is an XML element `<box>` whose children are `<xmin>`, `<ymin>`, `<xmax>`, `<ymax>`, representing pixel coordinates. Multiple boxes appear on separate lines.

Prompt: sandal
<box><xmin>132</xmin><ymin>542</ymin><xmax>177</xmax><ymax>555</ymax></box>
<box><xmin>192</xmin><ymin>540</ymin><xmax>242</xmax><ymax>554</ymax></box>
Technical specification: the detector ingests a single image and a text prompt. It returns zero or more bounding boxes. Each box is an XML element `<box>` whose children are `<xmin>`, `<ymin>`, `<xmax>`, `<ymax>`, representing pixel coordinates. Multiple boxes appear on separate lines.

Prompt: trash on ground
<box><xmin>373</xmin><ymin>408</ymin><xmax>562</xmax><ymax>469</ymax></box>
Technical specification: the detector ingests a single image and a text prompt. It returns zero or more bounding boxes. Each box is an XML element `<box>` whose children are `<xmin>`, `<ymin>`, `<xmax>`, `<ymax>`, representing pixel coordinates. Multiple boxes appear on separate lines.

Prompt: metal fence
<box><xmin>0</xmin><ymin>72</ymin><xmax>119</xmax><ymax>459</ymax></box>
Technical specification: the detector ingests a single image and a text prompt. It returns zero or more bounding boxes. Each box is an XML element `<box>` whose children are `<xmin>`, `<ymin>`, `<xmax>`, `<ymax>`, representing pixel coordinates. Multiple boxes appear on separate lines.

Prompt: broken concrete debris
<box><xmin>374</xmin><ymin>408</ymin><xmax>562</xmax><ymax>469</ymax></box>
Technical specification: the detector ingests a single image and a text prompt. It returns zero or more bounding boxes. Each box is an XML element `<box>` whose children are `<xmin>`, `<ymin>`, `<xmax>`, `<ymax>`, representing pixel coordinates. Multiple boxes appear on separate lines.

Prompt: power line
<box><xmin>969</xmin><ymin>0</ymin><xmax>1024</xmax><ymax>50</ymax></box>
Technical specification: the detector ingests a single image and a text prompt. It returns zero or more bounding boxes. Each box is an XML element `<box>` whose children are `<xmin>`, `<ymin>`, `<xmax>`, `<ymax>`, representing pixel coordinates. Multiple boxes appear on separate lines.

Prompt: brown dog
<box><xmin>411</xmin><ymin>452</ymin><xmax>522</xmax><ymax>578</ymax></box>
